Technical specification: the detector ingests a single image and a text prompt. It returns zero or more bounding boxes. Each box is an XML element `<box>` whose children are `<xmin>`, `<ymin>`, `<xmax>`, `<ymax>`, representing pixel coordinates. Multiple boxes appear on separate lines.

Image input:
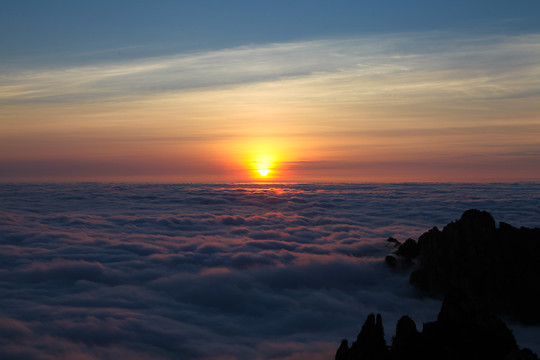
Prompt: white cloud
<box><xmin>0</xmin><ymin>183</ymin><xmax>539</xmax><ymax>358</ymax></box>
<box><xmin>1</xmin><ymin>32</ymin><xmax>539</xmax><ymax>111</ymax></box>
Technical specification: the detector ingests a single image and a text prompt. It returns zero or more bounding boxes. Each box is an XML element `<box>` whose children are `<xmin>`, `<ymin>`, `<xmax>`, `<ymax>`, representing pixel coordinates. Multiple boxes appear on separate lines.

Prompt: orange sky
<box><xmin>1</xmin><ymin>34</ymin><xmax>540</xmax><ymax>182</ymax></box>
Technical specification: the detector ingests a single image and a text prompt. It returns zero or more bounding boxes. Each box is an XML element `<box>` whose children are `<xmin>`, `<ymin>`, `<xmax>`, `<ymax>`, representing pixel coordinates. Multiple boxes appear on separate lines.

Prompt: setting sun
<box><xmin>235</xmin><ymin>142</ymin><xmax>286</xmax><ymax>181</ymax></box>
<box><xmin>251</xmin><ymin>154</ymin><xmax>276</xmax><ymax>180</ymax></box>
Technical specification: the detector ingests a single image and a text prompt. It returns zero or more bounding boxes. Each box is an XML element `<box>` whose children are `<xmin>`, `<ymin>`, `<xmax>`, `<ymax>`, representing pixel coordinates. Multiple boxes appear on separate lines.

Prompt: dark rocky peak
<box><xmin>390</xmin><ymin>316</ymin><xmax>419</xmax><ymax>360</ymax></box>
<box><xmin>394</xmin><ymin>316</ymin><xmax>418</xmax><ymax>340</ymax></box>
<box><xmin>336</xmin><ymin>292</ymin><xmax>536</xmax><ymax>360</ymax></box>
<box><xmin>336</xmin><ymin>313</ymin><xmax>388</xmax><ymax>360</ymax></box>
<box><xmin>358</xmin><ymin>210</ymin><xmax>540</xmax><ymax>359</ymax></box>
<box><xmin>385</xmin><ymin>238</ymin><xmax>419</xmax><ymax>269</ymax></box>
<box><xmin>431</xmin><ymin>291</ymin><xmax>519</xmax><ymax>360</ymax></box>
<box><xmin>442</xmin><ymin>209</ymin><xmax>497</xmax><ymax>251</ymax></box>
<box><xmin>409</xmin><ymin>209</ymin><xmax>540</xmax><ymax>324</ymax></box>
<box><xmin>336</xmin><ymin>339</ymin><xmax>350</xmax><ymax>360</ymax></box>
<box><xmin>395</xmin><ymin>238</ymin><xmax>419</xmax><ymax>261</ymax></box>
<box><xmin>386</xmin><ymin>237</ymin><xmax>401</xmax><ymax>247</ymax></box>
<box><xmin>457</xmin><ymin>209</ymin><xmax>496</xmax><ymax>230</ymax></box>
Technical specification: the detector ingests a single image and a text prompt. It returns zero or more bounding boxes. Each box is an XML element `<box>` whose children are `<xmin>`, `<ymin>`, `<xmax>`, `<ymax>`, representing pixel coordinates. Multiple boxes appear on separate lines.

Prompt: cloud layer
<box><xmin>1</xmin><ymin>183</ymin><xmax>539</xmax><ymax>359</ymax></box>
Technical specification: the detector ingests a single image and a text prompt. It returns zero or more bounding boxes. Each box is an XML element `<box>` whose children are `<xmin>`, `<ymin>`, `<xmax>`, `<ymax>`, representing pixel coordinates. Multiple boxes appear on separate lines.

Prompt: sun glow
<box><xmin>252</xmin><ymin>156</ymin><xmax>275</xmax><ymax>179</ymax></box>
<box><xmin>231</xmin><ymin>139</ymin><xmax>293</xmax><ymax>181</ymax></box>
<box><xmin>248</xmin><ymin>152</ymin><xmax>278</xmax><ymax>180</ymax></box>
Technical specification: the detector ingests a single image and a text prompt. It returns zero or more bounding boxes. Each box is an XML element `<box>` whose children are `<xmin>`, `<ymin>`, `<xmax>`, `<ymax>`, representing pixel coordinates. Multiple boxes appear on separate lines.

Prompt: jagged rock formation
<box><xmin>335</xmin><ymin>291</ymin><xmax>537</xmax><ymax>360</ymax></box>
<box><xmin>386</xmin><ymin>237</ymin><xmax>401</xmax><ymax>247</ymax></box>
<box><xmin>390</xmin><ymin>315</ymin><xmax>419</xmax><ymax>360</ymax></box>
<box><xmin>338</xmin><ymin>210</ymin><xmax>540</xmax><ymax>359</ymax></box>
<box><xmin>408</xmin><ymin>209</ymin><xmax>540</xmax><ymax>324</ymax></box>
<box><xmin>395</xmin><ymin>238</ymin><xmax>419</xmax><ymax>261</ymax></box>
<box><xmin>424</xmin><ymin>290</ymin><xmax>519</xmax><ymax>360</ymax></box>
<box><xmin>336</xmin><ymin>313</ymin><xmax>388</xmax><ymax>360</ymax></box>
<box><xmin>385</xmin><ymin>238</ymin><xmax>420</xmax><ymax>269</ymax></box>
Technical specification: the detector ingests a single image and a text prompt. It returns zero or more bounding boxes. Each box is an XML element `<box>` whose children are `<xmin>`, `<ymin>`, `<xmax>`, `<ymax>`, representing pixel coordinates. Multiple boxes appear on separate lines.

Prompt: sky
<box><xmin>1</xmin><ymin>0</ymin><xmax>540</xmax><ymax>183</ymax></box>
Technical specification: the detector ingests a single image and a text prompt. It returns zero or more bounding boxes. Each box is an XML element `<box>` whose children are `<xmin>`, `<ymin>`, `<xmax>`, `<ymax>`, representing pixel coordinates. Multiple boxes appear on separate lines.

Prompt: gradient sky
<box><xmin>1</xmin><ymin>0</ymin><xmax>540</xmax><ymax>182</ymax></box>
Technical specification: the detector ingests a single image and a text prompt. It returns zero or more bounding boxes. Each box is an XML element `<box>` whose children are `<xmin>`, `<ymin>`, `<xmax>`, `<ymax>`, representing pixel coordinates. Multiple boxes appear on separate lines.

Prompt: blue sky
<box><xmin>3</xmin><ymin>0</ymin><xmax>539</xmax><ymax>66</ymax></box>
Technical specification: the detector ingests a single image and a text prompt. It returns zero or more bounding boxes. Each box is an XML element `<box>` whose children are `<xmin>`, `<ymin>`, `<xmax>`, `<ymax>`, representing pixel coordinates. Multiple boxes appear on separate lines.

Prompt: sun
<box><xmin>249</xmin><ymin>154</ymin><xmax>276</xmax><ymax>180</ymax></box>
<box><xmin>238</xmin><ymin>142</ymin><xmax>286</xmax><ymax>181</ymax></box>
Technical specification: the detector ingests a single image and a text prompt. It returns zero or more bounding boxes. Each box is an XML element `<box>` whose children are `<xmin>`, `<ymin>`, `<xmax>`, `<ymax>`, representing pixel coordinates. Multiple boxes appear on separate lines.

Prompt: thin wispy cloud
<box><xmin>1</xmin><ymin>32</ymin><xmax>539</xmax><ymax>182</ymax></box>
<box><xmin>1</xmin><ymin>33</ymin><xmax>539</xmax><ymax>107</ymax></box>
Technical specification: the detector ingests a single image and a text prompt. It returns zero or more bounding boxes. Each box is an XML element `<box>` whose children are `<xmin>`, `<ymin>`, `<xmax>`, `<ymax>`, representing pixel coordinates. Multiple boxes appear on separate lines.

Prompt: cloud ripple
<box><xmin>1</xmin><ymin>183</ymin><xmax>539</xmax><ymax>359</ymax></box>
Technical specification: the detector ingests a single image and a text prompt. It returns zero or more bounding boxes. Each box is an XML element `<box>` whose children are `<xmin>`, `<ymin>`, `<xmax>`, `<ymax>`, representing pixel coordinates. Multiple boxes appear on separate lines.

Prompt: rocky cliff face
<box><xmin>409</xmin><ymin>209</ymin><xmax>540</xmax><ymax>324</ymax></box>
<box><xmin>336</xmin><ymin>210</ymin><xmax>540</xmax><ymax>360</ymax></box>
<box><xmin>335</xmin><ymin>291</ymin><xmax>537</xmax><ymax>360</ymax></box>
<box><xmin>336</xmin><ymin>313</ymin><xmax>388</xmax><ymax>360</ymax></box>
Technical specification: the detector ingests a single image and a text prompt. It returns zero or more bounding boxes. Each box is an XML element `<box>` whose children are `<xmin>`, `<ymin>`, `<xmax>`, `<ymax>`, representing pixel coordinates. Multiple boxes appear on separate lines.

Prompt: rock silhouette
<box><xmin>385</xmin><ymin>238</ymin><xmax>419</xmax><ymax>269</ymax></box>
<box><xmin>335</xmin><ymin>291</ymin><xmax>537</xmax><ymax>360</ymax></box>
<box><xmin>395</xmin><ymin>238</ymin><xmax>419</xmax><ymax>261</ymax></box>
<box><xmin>336</xmin><ymin>313</ymin><xmax>388</xmax><ymax>360</ymax></box>
<box><xmin>386</xmin><ymin>237</ymin><xmax>401</xmax><ymax>247</ymax></box>
<box><xmin>409</xmin><ymin>209</ymin><xmax>540</xmax><ymax>324</ymax></box>
<box><xmin>390</xmin><ymin>316</ymin><xmax>419</xmax><ymax>360</ymax></box>
<box><xmin>338</xmin><ymin>210</ymin><xmax>540</xmax><ymax>360</ymax></box>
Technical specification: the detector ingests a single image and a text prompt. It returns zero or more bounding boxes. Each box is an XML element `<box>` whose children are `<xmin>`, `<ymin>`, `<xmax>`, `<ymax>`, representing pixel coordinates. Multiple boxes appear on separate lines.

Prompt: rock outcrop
<box><xmin>395</xmin><ymin>238</ymin><xmax>419</xmax><ymax>261</ymax></box>
<box><xmin>385</xmin><ymin>237</ymin><xmax>420</xmax><ymax>269</ymax></box>
<box><xmin>336</xmin><ymin>313</ymin><xmax>388</xmax><ymax>360</ymax></box>
<box><xmin>338</xmin><ymin>210</ymin><xmax>540</xmax><ymax>359</ymax></box>
<box><xmin>409</xmin><ymin>209</ymin><xmax>540</xmax><ymax>324</ymax></box>
<box><xmin>335</xmin><ymin>291</ymin><xmax>537</xmax><ymax>360</ymax></box>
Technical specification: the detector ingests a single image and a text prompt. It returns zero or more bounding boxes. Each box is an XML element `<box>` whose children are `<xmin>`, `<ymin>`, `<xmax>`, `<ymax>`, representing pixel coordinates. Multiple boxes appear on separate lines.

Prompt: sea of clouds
<box><xmin>1</xmin><ymin>183</ymin><xmax>539</xmax><ymax>359</ymax></box>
